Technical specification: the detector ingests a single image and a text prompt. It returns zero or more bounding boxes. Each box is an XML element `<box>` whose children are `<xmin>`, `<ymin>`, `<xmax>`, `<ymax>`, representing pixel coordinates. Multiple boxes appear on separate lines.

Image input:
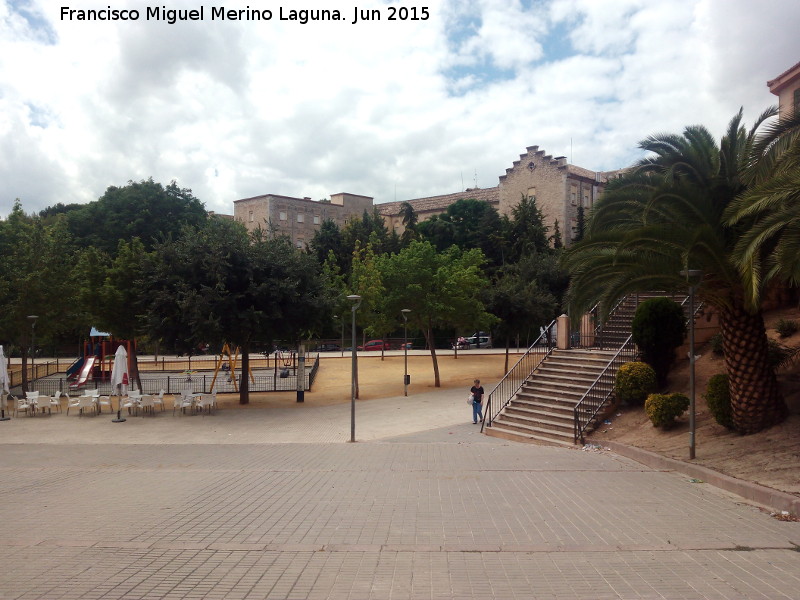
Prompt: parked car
<box><xmin>317</xmin><ymin>343</ymin><xmax>341</xmax><ymax>352</ymax></box>
<box><xmin>465</xmin><ymin>335</ymin><xmax>492</xmax><ymax>349</ymax></box>
<box><xmin>358</xmin><ymin>340</ymin><xmax>390</xmax><ymax>351</ymax></box>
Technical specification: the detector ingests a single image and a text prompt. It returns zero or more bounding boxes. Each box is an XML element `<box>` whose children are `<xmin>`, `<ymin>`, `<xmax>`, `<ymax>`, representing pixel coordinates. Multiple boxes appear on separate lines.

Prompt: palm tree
<box><xmin>563</xmin><ymin>108</ymin><xmax>788</xmax><ymax>434</ymax></box>
<box><xmin>725</xmin><ymin>110</ymin><xmax>800</xmax><ymax>307</ymax></box>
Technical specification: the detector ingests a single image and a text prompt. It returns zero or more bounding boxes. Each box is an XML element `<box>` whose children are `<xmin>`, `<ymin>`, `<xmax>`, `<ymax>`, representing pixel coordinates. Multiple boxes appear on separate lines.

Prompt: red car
<box><xmin>358</xmin><ymin>340</ymin><xmax>390</xmax><ymax>351</ymax></box>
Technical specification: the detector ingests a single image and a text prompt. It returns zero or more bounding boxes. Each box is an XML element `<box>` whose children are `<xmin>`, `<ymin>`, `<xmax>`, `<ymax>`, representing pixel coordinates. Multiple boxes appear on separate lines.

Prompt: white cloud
<box><xmin>1</xmin><ymin>0</ymin><xmax>799</xmax><ymax>218</ymax></box>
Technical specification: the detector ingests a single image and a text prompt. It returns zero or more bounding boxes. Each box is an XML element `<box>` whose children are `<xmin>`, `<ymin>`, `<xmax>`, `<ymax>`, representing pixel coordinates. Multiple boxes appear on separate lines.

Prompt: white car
<box><xmin>466</xmin><ymin>335</ymin><xmax>492</xmax><ymax>349</ymax></box>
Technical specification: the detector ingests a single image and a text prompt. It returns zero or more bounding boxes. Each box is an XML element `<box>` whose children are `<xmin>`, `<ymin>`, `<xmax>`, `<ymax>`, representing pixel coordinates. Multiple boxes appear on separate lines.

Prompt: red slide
<box><xmin>69</xmin><ymin>356</ymin><xmax>96</xmax><ymax>390</ymax></box>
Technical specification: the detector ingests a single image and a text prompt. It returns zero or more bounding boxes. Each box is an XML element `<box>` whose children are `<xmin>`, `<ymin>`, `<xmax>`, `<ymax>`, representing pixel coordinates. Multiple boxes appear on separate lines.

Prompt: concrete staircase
<box><xmin>484</xmin><ymin>349</ymin><xmax>618</xmax><ymax>446</ymax></box>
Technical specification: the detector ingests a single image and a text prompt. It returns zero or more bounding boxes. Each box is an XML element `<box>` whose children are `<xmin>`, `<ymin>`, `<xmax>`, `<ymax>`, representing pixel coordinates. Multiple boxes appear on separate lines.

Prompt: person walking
<box><xmin>470</xmin><ymin>378</ymin><xmax>484</xmax><ymax>424</ymax></box>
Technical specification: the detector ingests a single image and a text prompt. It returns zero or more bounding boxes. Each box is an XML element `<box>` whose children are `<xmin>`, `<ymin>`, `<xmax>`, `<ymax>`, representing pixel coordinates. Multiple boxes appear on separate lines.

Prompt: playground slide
<box><xmin>66</xmin><ymin>356</ymin><xmax>84</xmax><ymax>380</ymax></box>
<box><xmin>69</xmin><ymin>356</ymin><xmax>96</xmax><ymax>389</ymax></box>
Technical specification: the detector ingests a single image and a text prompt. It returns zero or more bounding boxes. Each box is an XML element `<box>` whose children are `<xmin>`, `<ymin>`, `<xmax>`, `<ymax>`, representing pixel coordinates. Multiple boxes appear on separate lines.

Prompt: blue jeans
<box><xmin>472</xmin><ymin>400</ymin><xmax>483</xmax><ymax>423</ymax></box>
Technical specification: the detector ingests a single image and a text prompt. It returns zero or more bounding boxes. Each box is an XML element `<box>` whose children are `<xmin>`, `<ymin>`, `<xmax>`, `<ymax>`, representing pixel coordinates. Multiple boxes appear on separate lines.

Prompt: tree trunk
<box><xmin>423</xmin><ymin>328</ymin><xmax>440</xmax><ymax>387</ymax></box>
<box><xmin>719</xmin><ymin>304</ymin><xmax>787</xmax><ymax>434</ymax></box>
<box><xmin>239</xmin><ymin>344</ymin><xmax>250</xmax><ymax>405</ymax></box>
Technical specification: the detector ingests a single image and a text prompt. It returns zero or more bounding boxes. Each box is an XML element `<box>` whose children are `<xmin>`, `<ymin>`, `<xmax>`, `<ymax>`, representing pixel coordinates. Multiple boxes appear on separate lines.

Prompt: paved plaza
<box><xmin>1</xmin><ymin>387</ymin><xmax>799</xmax><ymax>599</ymax></box>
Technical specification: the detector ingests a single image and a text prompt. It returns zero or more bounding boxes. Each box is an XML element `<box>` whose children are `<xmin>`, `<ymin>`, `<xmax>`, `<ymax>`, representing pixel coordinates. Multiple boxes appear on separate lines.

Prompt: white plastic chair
<box><xmin>152</xmin><ymin>389</ymin><xmax>166</xmax><ymax>412</ymax></box>
<box><xmin>172</xmin><ymin>391</ymin><xmax>194</xmax><ymax>416</ymax></box>
<box><xmin>78</xmin><ymin>394</ymin><xmax>96</xmax><ymax>417</ymax></box>
<box><xmin>139</xmin><ymin>394</ymin><xmax>156</xmax><ymax>416</ymax></box>
<box><xmin>35</xmin><ymin>393</ymin><xmax>59</xmax><ymax>416</ymax></box>
<box><xmin>123</xmin><ymin>391</ymin><xmax>142</xmax><ymax>415</ymax></box>
<box><xmin>196</xmin><ymin>394</ymin><xmax>215</xmax><ymax>415</ymax></box>
<box><xmin>13</xmin><ymin>395</ymin><xmax>33</xmax><ymax>417</ymax></box>
<box><xmin>49</xmin><ymin>392</ymin><xmax>63</xmax><ymax>413</ymax></box>
<box><xmin>66</xmin><ymin>395</ymin><xmax>81</xmax><ymax>415</ymax></box>
<box><xmin>97</xmin><ymin>395</ymin><xmax>113</xmax><ymax>414</ymax></box>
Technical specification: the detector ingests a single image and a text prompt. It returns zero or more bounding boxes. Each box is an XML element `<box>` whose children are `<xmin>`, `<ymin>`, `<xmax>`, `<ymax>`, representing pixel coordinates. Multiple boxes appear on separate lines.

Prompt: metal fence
<box><xmin>15</xmin><ymin>354</ymin><xmax>320</xmax><ymax>398</ymax></box>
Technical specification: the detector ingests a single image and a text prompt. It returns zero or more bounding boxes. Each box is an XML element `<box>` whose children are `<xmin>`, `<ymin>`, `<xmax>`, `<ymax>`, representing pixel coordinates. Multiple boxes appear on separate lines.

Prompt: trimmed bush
<box><xmin>708</xmin><ymin>332</ymin><xmax>724</xmax><ymax>356</ymax></box>
<box><xmin>704</xmin><ymin>373</ymin><xmax>733</xmax><ymax>429</ymax></box>
<box><xmin>615</xmin><ymin>362</ymin><xmax>657</xmax><ymax>405</ymax></box>
<box><xmin>645</xmin><ymin>393</ymin><xmax>690</xmax><ymax>428</ymax></box>
<box><xmin>631</xmin><ymin>297</ymin><xmax>687</xmax><ymax>386</ymax></box>
<box><xmin>775</xmin><ymin>318</ymin><xmax>799</xmax><ymax>339</ymax></box>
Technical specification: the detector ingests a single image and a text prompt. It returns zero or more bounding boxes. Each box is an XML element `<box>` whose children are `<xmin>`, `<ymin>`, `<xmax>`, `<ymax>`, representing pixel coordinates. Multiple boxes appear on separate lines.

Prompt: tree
<box><xmin>725</xmin><ymin>109</ymin><xmax>800</xmax><ymax>305</ymax></box>
<box><xmin>508</xmin><ymin>194</ymin><xmax>550</xmax><ymax>260</ymax></box>
<box><xmin>551</xmin><ymin>220</ymin><xmax>563</xmax><ymax>249</ymax></box>
<box><xmin>0</xmin><ymin>202</ymin><xmax>81</xmax><ymax>391</ymax></box>
<box><xmin>67</xmin><ymin>178</ymin><xmax>207</xmax><ymax>255</ymax></box>
<box><xmin>142</xmin><ymin>219</ymin><xmax>331</xmax><ymax>404</ymax></box>
<box><xmin>377</xmin><ymin>241</ymin><xmax>495</xmax><ymax>387</ymax></box>
<box><xmin>309</xmin><ymin>219</ymin><xmax>346</xmax><ymax>270</ymax></box>
<box><xmin>349</xmin><ymin>237</ymin><xmax>391</xmax><ymax>360</ymax></box>
<box><xmin>398</xmin><ymin>201</ymin><xmax>419</xmax><ymax>246</ymax></box>
<box><xmin>631</xmin><ymin>297</ymin><xmax>686</xmax><ymax>386</ymax></box>
<box><xmin>563</xmin><ymin>109</ymin><xmax>787</xmax><ymax>434</ymax></box>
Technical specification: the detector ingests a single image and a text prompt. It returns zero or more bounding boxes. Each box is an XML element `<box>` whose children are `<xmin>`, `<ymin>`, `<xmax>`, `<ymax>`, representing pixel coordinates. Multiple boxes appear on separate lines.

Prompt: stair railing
<box><xmin>480</xmin><ymin>319</ymin><xmax>556</xmax><ymax>432</ymax></box>
<box><xmin>572</xmin><ymin>334</ymin><xmax>636</xmax><ymax>444</ymax></box>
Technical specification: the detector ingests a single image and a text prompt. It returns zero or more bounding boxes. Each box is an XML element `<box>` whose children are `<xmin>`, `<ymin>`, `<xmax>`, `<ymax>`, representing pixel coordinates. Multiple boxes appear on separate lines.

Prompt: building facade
<box><xmin>768</xmin><ymin>60</ymin><xmax>800</xmax><ymax>118</ymax></box>
<box><xmin>234</xmin><ymin>192</ymin><xmax>373</xmax><ymax>248</ymax></box>
<box><xmin>234</xmin><ymin>145</ymin><xmax>622</xmax><ymax>248</ymax></box>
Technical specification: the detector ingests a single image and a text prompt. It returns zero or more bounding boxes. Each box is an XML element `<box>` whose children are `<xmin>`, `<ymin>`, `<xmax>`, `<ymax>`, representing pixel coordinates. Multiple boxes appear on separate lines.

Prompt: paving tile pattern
<box><xmin>2</xmin><ymin>438</ymin><xmax>800</xmax><ymax>599</ymax></box>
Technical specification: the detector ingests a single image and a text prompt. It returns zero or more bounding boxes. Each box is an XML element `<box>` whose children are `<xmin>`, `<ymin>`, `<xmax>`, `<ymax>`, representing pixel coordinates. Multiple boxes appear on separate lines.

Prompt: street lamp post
<box><xmin>339</xmin><ymin>314</ymin><xmax>345</xmax><ymax>358</ymax></box>
<box><xmin>679</xmin><ymin>269</ymin><xmax>702</xmax><ymax>460</ymax></box>
<box><xmin>27</xmin><ymin>315</ymin><xmax>38</xmax><ymax>388</ymax></box>
<box><xmin>347</xmin><ymin>295</ymin><xmax>362</xmax><ymax>442</ymax></box>
<box><xmin>401</xmin><ymin>309</ymin><xmax>411</xmax><ymax>396</ymax></box>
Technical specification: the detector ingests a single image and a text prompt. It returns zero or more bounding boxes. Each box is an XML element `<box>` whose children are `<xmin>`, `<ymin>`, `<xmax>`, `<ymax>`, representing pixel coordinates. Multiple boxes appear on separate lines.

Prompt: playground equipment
<box><xmin>69</xmin><ymin>328</ymin><xmax>136</xmax><ymax>390</ymax></box>
<box><xmin>209</xmin><ymin>343</ymin><xmax>254</xmax><ymax>392</ymax></box>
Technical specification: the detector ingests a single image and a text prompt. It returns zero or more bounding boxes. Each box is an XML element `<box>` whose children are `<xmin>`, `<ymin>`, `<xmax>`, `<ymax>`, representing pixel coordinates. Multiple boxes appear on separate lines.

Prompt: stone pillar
<box><xmin>557</xmin><ymin>314</ymin><xmax>570</xmax><ymax>349</ymax></box>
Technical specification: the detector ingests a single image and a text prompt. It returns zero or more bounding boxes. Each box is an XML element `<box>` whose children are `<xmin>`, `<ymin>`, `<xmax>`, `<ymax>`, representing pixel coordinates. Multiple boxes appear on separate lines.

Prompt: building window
<box><xmin>583</xmin><ymin>192</ymin><xmax>590</xmax><ymax>207</ymax></box>
<box><xmin>794</xmin><ymin>88</ymin><xmax>800</xmax><ymax>116</ymax></box>
<box><xmin>313</xmin><ymin>215</ymin><xmax>320</xmax><ymax>225</ymax></box>
<box><xmin>297</xmin><ymin>214</ymin><xmax>304</xmax><ymax>223</ymax></box>
<box><xmin>279</xmin><ymin>211</ymin><xmax>287</xmax><ymax>221</ymax></box>
<box><xmin>248</xmin><ymin>210</ymin><xmax>254</xmax><ymax>222</ymax></box>
<box><xmin>296</xmin><ymin>239</ymin><xmax>304</xmax><ymax>249</ymax></box>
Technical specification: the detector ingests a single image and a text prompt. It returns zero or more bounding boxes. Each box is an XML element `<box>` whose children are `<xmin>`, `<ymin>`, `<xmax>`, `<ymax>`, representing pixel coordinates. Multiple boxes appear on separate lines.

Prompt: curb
<box><xmin>599</xmin><ymin>440</ymin><xmax>800</xmax><ymax>517</ymax></box>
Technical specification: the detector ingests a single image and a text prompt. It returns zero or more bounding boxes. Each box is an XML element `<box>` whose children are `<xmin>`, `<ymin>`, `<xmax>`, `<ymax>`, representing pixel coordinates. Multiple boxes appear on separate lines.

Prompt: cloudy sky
<box><xmin>2</xmin><ymin>0</ymin><xmax>799</xmax><ymax>217</ymax></box>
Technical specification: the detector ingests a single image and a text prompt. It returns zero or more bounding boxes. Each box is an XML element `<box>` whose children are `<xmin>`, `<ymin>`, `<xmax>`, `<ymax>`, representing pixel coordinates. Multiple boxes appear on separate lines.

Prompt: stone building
<box><xmin>233</xmin><ymin>145</ymin><xmax>622</xmax><ymax>248</ymax></box>
<box><xmin>379</xmin><ymin>146</ymin><xmax>622</xmax><ymax>246</ymax></box>
<box><xmin>768</xmin><ymin>60</ymin><xmax>800</xmax><ymax>118</ymax></box>
<box><xmin>377</xmin><ymin>187</ymin><xmax>500</xmax><ymax>236</ymax></box>
<box><xmin>233</xmin><ymin>192</ymin><xmax>373</xmax><ymax>248</ymax></box>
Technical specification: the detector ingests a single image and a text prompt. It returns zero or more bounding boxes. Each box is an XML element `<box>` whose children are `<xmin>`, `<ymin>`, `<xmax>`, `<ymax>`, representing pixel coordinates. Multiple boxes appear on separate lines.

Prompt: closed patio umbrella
<box><xmin>110</xmin><ymin>345</ymin><xmax>129</xmax><ymax>423</ymax></box>
<box><xmin>0</xmin><ymin>346</ymin><xmax>10</xmax><ymax>421</ymax></box>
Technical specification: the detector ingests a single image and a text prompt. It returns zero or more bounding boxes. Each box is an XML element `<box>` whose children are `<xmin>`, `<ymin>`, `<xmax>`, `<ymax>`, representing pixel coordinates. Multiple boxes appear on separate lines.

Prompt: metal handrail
<box><xmin>573</xmin><ymin>335</ymin><xmax>636</xmax><ymax>445</ymax></box>
<box><xmin>480</xmin><ymin>319</ymin><xmax>556</xmax><ymax>432</ymax></box>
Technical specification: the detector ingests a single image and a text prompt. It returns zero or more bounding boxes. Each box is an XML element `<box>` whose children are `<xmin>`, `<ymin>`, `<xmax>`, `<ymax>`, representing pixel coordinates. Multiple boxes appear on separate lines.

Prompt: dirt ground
<box><xmin>223</xmin><ymin>350</ymin><xmax>516</xmax><ymax>409</ymax></box>
<box><xmin>593</xmin><ymin>306</ymin><xmax>800</xmax><ymax>497</ymax></box>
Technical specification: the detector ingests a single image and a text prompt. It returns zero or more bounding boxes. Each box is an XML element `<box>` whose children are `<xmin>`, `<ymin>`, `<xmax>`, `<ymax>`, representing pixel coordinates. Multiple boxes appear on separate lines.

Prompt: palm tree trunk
<box><xmin>719</xmin><ymin>304</ymin><xmax>787</xmax><ymax>434</ymax></box>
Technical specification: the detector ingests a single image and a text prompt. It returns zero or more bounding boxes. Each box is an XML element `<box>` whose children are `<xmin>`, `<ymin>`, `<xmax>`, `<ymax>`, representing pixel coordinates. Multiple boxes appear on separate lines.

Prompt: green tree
<box><xmin>142</xmin><ymin>219</ymin><xmax>330</xmax><ymax>404</ymax></box>
<box><xmin>399</xmin><ymin>201</ymin><xmax>419</xmax><ymax>246</ymax></box>
<box><xmin>631</xmin><ymin>297</ymin><xmax>686</xmax><ymax>386</ymax></box>
<box><xmin>0</xmin><ymin>202</ymin><xmax>81</xmax><ymax>391</ymax></box>
<box><xmin>508</xmin><ymin>194</ymin><xmax>550</xmax><ymax>260</ymax></box>
<box><xmin>67</xmin><ymin>178</ymin><xmax>207</xmax><ymax>255</ymax></box>
<box><xmin>725</xmin><ymin>109</ymin><xmax>800</xmax><ymax>305</ymax></box>
<box><xmin>309</xmin><ymin>219</ymin><xmax>346</xmax><ymax>269</ymax></box>
<box><xmin>377</xmin><ymin>241</ymin><xmax>495</xmax><ymax>387</ymax></box>
<box><xmin>349</xmin><ymin>238</ymin><xmax>391</xmax><ymax>359</ymax></box>
<box><xmin>563</xmin><ymin>109</ymin><xmax>787</xmax><ymax>434</ymax></box>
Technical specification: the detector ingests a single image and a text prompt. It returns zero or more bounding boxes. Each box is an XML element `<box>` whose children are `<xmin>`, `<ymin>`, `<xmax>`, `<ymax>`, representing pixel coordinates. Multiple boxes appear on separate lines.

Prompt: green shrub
<box><xmin>704</xmin><ymin>373</ymin><xmax>733</xmax><ymax>429</ymax></box>
<box><xmin>775</xmin><ymin>318</ymin><xmax>799</xmax><ymax>339</ymax></box>
<box><xmin>615</xmin><ymin>362</ymin><xmax>657</xmax><ymax>405</ymax></box>
<box><xmin>631</xmin><ymin>297</ymin><xmax>687</xmax><ymax>386</ymax></box>
<box><xmin>708</xmin><ymin>332</ymin><xmax>724</xmax><ymax>356</ymax></box>
<box><xmin>645</xmin><ymin>393</ymin><xmax>690</xmax><ymax>428</ymax></box>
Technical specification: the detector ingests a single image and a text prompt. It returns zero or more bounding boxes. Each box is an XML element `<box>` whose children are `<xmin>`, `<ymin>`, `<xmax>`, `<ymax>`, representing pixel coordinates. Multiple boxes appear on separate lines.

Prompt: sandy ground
<box><xmin>593</xmin><ymin>306</ymin><xmax>800</xmax><ymax>497</ymax></box>
<box><xmin>227</xmin><ymin>349</ymin><xmax>516</xmax><ymax>408</ymax></box>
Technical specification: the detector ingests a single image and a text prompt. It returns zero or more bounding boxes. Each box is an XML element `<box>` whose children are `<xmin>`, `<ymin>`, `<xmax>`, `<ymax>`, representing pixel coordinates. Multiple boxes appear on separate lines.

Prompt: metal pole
<box><xmin>689</xmin><ymin>284</ymin><xmax>696</xmax><ymax>460</ymax></box>
<box><xmin>296</xmin><ymin>344</ymin><xmax>305</xmax><ymax>402</ymax></box>
<box><xmin>27</xmin><ymin>315</ymin><xmax>38</xmax><ymax>388</ymax></box>
<box><xmin>347</xmin><ymin>295</ymin><xmax>361</xmax><ymax>442</ymax></box>
<box><xmin>401</xmin><ymin>309</ymin><xmax>410</xmax><ymax>397</ymax></box>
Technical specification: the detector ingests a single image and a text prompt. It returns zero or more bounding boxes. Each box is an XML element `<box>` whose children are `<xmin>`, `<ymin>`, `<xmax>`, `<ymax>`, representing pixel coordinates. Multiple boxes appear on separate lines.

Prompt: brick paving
<box><xmin>1</xmin><ymin>389</ymin><xmax>799</xmax><ymax>598</ymax></box>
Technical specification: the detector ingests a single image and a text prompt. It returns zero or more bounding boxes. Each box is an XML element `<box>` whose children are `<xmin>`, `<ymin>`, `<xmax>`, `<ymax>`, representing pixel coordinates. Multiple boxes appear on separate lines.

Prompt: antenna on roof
<box><xmin>473</xmin><ymin>170</ymin><xmax>478</xmax><ymax>189</ymax></box>
<box><xmin>570</xmin><ymin>138</ymin><xmax>573</xmax><ymax>164</ymax></box>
